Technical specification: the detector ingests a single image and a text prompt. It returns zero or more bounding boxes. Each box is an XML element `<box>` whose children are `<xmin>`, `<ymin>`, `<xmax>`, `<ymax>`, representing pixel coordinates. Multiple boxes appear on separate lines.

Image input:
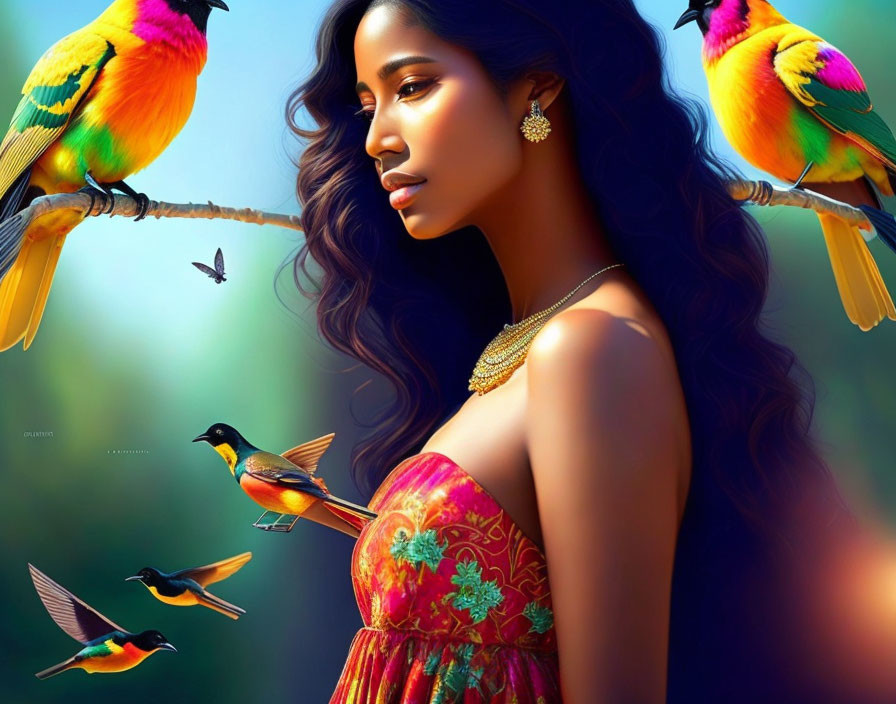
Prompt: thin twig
<box><xmin>19</xmin><ymin>191</ymin><xmax>304</xmax><ymax>231</ymax></box>
<box><xmin>727</xmin><ymin>179</ymin><xmax>872</xmax><ymax>229</ymax></box>
<box><xmin>11</xmin><ymin>181</ymin><xmax>873</xmax><ymax>234</ymax></box>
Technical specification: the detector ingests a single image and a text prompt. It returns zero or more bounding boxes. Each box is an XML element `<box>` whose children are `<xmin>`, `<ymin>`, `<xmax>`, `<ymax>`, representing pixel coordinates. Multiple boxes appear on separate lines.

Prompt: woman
<box><xmin>286</xmin><ymin>1</ymin><xmax>880</xmax><ymax>701</ymax></box>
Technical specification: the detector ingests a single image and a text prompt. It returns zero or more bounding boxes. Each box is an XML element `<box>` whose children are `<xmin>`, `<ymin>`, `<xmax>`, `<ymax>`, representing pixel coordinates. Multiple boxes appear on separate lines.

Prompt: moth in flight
<box><xmin>192</xmin><ymin>247</ymin><xmax>226</xmax><ymax>284</ymax></box>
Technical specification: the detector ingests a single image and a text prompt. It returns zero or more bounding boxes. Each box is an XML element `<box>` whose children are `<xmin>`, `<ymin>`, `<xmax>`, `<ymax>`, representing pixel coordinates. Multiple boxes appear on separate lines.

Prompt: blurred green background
<box><xmin>0</xmin><ymin>1</ymin><xmax>894</xmax><ymax>702</ymax></box>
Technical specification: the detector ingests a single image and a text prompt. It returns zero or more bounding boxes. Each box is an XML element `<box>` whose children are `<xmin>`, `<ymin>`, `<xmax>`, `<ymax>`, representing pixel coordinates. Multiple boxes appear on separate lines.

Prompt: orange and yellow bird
<box><xmin>676</xmin><ymin>0</ymin><xmax>896</xmax><ymax>331</ymax></box>
<box><xmin>127</xmin><ymin>552</ymin><xmax>251</xmax><ymax>620</ymax></box>
<box><xmin>193</xmin><ymin>424</ymin><xmax>377</xmax><ymax>536</ymax></box>
<box><xmin>0</xmin><ymin>0</ymin><xmax>227</xmax><ymax>352</ymax></box>
<box><xmin>29</xmin><ymin>563</ymin><xmax>176</xmax><ymax>679</ymax></box>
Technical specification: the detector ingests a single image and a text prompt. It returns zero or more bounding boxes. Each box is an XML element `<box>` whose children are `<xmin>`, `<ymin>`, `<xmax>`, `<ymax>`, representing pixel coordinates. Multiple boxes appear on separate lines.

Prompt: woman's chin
<box><xmin>400</xmin><ymin>211</ymin><xmax>449</xmax><ymax>240</ymax></box>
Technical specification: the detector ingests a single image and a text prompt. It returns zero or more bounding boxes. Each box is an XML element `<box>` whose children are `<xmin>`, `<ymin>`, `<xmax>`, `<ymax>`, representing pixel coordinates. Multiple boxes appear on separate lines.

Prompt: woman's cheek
<box><xmin>408</xmin><ymin>87</ymin><xmax>520</xmax><ymax>236</ymax></box>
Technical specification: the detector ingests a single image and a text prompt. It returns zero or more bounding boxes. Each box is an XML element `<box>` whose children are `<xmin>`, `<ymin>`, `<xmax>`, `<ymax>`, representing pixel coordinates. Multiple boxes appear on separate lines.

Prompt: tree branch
<box><xmin>19</xmin><ymin>191</ymin><xmax>304</xmax><ymax>231</ymax></box>
<box><xmin>11</xmin><ymin>180</ymin><xmax>874</xmax><ymax>234</ymax></box>
<box><xmin>727</xmin><ymin>179</ymin><xmax>872</xmax><ymax>229</ymax></box>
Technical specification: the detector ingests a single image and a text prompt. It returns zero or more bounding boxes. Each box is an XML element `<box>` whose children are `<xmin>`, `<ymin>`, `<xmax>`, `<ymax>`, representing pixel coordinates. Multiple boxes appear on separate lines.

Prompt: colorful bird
<box><xmin>193</xmin><ymin>424</ymin><xmax>377</xmax><ymax>535</ymax></box>
<box><xmin>0</xmin><ymin>0</ymin><xmax>228</xmax><ymax>352</ymax></box>
<box><xmin>676</xmin><ymin>0</ymin><xmax>896</xmax><ymax>331</ymax></box>
<box><xmin>126</xmin><ymin>551</ymin><xmax>251</xmax><ymax>619</ymax></box>
<box><xmin>28</xmin><ymin>563</ymin><xmax>175</xmax><ymax>679</ymax></box>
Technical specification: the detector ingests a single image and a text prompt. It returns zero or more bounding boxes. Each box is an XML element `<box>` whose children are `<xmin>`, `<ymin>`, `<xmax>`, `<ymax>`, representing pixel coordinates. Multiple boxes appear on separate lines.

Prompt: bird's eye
<box><xmin>216</xmin><ymin>429</ymin><xmax>224</xmax><ymax>436</ymax></box>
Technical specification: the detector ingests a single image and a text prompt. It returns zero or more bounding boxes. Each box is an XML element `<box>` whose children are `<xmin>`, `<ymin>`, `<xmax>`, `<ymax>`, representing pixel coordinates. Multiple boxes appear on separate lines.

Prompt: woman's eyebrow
<box><xmin>355</xmin><ymin>55</ymin><xmax>438</xmax><ymax>95</ymax></box>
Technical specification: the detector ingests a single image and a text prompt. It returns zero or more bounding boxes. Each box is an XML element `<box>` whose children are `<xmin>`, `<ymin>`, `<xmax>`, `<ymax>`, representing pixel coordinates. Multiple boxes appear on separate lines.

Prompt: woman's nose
<box><xmin>365</xmin><ymin>109</ymin><xmax>406</xmax><ymax>160</ymax></box>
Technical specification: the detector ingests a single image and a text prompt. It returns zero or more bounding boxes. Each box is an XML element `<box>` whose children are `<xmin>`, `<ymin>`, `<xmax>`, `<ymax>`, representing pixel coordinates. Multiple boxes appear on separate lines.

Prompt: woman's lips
<box><xmin>389</xmin><ymin>181</ymin><xmax>426</xmax><ymax>210</ymax></box>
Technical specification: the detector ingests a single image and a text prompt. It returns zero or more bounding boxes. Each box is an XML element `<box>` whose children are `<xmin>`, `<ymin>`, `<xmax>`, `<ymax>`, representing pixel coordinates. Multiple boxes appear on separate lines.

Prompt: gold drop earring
<box><xmin>520</xmin><ymin>99</ymin><xmax>551</xmax><ymax>142</ymax></box>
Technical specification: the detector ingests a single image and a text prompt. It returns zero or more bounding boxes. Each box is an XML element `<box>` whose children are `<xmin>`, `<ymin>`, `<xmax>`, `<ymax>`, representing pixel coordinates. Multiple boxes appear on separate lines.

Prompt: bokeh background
<box><xmin>0</xmin><ymin>1</ymin><xmax>894</xmax><ymax>702</ymax></box>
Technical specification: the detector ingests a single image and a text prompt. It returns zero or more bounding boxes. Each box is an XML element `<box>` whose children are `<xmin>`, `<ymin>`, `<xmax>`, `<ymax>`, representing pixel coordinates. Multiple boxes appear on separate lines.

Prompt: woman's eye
<box><xmin>354</xmin><ymin>79</ymin><xmax>435</xmax><ymax>123</ymax></box>
<box><xmin>397</xmin><ymin>78</ymin><xmax>434</xmax><ymax>99</ymax></box>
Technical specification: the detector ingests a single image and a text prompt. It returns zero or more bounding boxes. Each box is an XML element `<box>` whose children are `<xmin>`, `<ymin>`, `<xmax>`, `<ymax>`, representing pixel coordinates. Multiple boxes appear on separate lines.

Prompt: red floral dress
<box><xmin>330</xmin><ymin>452</ymin><xmax>562</xmax><ymax>703</ymax></box>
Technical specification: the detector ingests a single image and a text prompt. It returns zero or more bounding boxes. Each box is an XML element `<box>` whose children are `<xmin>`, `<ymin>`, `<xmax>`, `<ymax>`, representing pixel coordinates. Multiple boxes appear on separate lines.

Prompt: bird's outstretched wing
<box><xmin>171</xmin><ymin>552</ymin><xmax>252</xmax><ymax>588</ymax></box>
<box><xmin>28</xmin><ymin>564</ymin><xmax>127</xmax><ymax>644</ymax></box>
<box><xmin>0</xmin><ymin>32</ymin><xmax>116</xmax><ymax>199</ymax></box>
<box><xmin>214</xmin><ymin>248</ymin><xmax>224</xmax><ymax>276</ymax></box>
<box><xmin>244</xmin><ymin>452</ymin><xmax>329</xmax><ymax>497</ymax></box>
<box><xmin>774</xmin><ymin>35</ymin><xmax>896</xmax><ymax>170</ymax></box>
<box><xmin>280</xmin><ymin>432</ymin><xmax>336</xmax><ymax>476</ymax></box>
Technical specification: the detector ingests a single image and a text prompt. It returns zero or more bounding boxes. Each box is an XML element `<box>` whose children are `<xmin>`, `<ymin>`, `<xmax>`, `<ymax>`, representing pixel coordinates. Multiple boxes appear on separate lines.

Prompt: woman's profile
<box><xmin>285</xmin><ymin>1</ymin><xmax>890</xmax><ymax>701</ymax></box>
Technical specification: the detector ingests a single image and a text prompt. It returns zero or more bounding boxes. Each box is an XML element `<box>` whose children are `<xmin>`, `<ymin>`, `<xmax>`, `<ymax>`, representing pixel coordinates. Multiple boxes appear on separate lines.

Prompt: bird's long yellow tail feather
<box><xmin>0</xmin><ymin>208</ymin><xmax>83</xmax><ymax>352</ymax></box>
<box><xmin>816</xmin><ymin>213</ymin><xmax>896</xmax><ymax>331</ymax></box>
<box><xmin>0</xmin><ymin>230</ymin><xmax>67</xmax><ymax>351</ymax></box>
<box><xmin>196</xmin><ymin>591</ymin><xmax>245</xmax><ymax>620</ymax></box>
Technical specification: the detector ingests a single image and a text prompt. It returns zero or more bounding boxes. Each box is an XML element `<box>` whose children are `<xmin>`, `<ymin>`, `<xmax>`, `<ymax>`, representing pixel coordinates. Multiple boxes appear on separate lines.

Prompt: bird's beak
<box><xmin>159</xmin><ymin>643</ymin><xmax>177</xmax><ymax>653</ymax></box>
<box><xmin>193</xmin><ymin>433</ymin><xmax>210</xmax><ymax>443</ymax></box>
<box><xmin>125</xmin><ymin>576</ymin><xmax>142</xmax><ymax>582</ymax></box>
<box><xmin>206</xmin><ymin>0</ymin><xmax>229</xmax><ymax>10</ymax></box>
<box><xmin>674</xmin><ymin>8</ymin><xmax>701</xmax><ymax>29</ymax></box>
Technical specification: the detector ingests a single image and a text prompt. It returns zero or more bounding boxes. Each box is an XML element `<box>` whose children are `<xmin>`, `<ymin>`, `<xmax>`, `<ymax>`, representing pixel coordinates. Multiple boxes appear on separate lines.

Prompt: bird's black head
<box><xmin>132</xmin><ymin>630</ymin><xmax>177</xmax><ymax>653</ymax></box>
<box><xmin>164</xmin><ymin>0</ymin><xmax>229</xmax><ymax>34</ymax></box>
<box><xmin>674</xmin><ymin>0</ymin><xmax>724</xmax><ymax>34</ymax></box>
<box><xmin>192</xmin><ymin>422</ymin><xmax>249</xmax><ymax>449</ymax></box>
<box><xmin>126</xmin><ymin>567</ymin><xmax>163</xmax><ymax>586</ymax></box>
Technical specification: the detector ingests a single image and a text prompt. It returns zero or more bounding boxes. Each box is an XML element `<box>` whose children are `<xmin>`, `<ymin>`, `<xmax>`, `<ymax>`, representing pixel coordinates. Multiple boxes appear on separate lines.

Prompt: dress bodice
<box><xmin>330</xmin><ymin>451</ymin><xmax>561</xmax><ymax>703</ymax></box>
<box><xmin>353</xmin><ymin>451</ymin><xmax>556</xmax><ymax>650</ymax></box>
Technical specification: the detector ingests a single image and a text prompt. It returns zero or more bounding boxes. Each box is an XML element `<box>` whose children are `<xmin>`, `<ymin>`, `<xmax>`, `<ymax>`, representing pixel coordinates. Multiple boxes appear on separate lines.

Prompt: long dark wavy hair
<box><xmin>285</xmin><ymin>1</ymin><xmax>860</xmax><ymax>699</ymax></box>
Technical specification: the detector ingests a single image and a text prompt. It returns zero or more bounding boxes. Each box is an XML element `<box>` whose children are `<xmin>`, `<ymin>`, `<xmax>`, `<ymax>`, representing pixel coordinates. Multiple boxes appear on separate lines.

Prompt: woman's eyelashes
<box><xmin>354</xmin><ymin>78</ymin><xmax>437</xmax><ymax>122</ymax></box>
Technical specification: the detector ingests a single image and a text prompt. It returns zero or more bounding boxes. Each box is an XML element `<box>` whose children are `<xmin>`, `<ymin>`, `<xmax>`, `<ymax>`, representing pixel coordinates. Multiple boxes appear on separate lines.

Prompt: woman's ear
<box><xmin>524</xmin><ymin>71</ymin><xmax>566</xmax><ymax>113</ymax></box>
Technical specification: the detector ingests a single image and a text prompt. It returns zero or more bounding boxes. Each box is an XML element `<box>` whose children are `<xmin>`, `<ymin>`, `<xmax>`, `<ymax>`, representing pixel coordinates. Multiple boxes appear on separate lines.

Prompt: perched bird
<box><xmin>192</xmin><ymin>246</ymin><xmax>226</xmax><ymax>283</ymax></box>
<box><xmin>676</xmin><ymin>0</ymin><xmax>896</xmax><ymax>331</ymax></box>
<box><xmin>127</xmin><ymin>551</ymin><xmax>251</xmax><ymax>620</ymax></box>
<box><xmin>28</xmin><ymin>563</ymin><xmax>175</xmax><ymax>679</ymax></box>
<box><xmin>193</xmin><ymin>424</ymin><xmax>377</xmax><ymax>535</ymax></box>
<box><xmin>0</xmin><ymin>0</ymin><xmax>228</xmax><ymax>352</ymax></box>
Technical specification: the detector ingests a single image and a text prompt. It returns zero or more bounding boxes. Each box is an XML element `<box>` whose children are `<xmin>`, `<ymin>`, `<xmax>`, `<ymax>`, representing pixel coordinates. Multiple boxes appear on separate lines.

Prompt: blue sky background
<box><xmin>1</xmin><ymin>1</ymin><xmax>895</xmax><ymax>702</ymax></box>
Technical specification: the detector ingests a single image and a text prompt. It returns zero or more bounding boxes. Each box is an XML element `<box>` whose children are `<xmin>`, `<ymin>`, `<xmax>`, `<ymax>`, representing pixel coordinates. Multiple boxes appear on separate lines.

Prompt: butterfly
<box><xmin>192</xmin><ymin>248</ymin><xmax>226</xmax><ymax>284</ymax></box>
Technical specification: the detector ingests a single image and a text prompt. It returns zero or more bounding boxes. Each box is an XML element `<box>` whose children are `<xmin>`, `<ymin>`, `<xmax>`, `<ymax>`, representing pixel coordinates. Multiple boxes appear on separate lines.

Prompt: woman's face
<box><xmin>354</xmin><ymin>4</ymin><xmax>526</xmax><ymax>239</ymax></box>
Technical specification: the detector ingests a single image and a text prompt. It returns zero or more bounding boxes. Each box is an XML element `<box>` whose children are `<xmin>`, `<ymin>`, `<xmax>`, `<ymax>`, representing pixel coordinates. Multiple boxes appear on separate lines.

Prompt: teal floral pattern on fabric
<box><xmin>427</xmin><ymin>642</ymin><xmax>485</xmax><ymax>704</ymax></box>
<box><xmin>447</xmin><ymin>559</ymin><xmax>504</xmax><ymax>623</ymax></box>
<box><xmin>523</xmin><ymin>601</ymin><xmax>554</xmax><ymax>634</ymax></box>
<box><xmin>333</xmin><ymin>452</ymin><xmax>561</xmax><ymax>703</ymax></box>
<box><xmin>390</xmin><ymin>527</ymin><xmax>447</xmax><ymax>573</ymax></box>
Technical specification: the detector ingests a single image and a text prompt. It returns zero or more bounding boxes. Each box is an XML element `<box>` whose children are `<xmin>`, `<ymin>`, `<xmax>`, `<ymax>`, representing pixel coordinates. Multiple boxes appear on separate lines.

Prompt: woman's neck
<box><xmin>470</xmin><ymin>105</ymin><xmax>618</xmax><ymax>323</ymax></box>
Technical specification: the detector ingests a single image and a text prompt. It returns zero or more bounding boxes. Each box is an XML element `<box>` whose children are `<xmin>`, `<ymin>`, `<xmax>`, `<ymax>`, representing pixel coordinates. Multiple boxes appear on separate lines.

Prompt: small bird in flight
<box><xmin>193</xmin><ymin>424</ymin><xmax>377</xmax><ymax>535</ymax></box>
<box><xmin>28</xmin><ymin>563</ymin><xmax>176</xmax><ymax>679</ymax></box>
<box><xmin>127</xmin><ymin>551</ymin><xmax>251</xmax><ymax>620</ymax></box>
<box><xmin>192</xmin><ymin>247</ymin><xmax>226</xmax><ymax>284</ymax></box>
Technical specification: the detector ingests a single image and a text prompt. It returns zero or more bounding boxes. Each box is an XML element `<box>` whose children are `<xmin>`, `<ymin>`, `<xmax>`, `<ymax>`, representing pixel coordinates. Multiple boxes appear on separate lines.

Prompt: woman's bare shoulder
<box><xmin>530</xmin><ymin>270</ymin><xmax>674</xmax><ymax>371</ymax></box>
<box><xmin>527</xmin><ymin>268</ymin><xmax>692</xmax><ymax>508</ymax></box>
<box><xmin>526</xmin><ymin>272</ymin><xmax>692</xmax><ymax>516</ymax></box>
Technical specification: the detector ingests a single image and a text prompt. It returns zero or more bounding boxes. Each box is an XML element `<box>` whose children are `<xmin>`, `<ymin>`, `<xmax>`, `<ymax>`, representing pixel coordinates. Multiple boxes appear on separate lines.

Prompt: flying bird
<box><xmin>192</xmin><ymin>247</ymin><xmax>226</xmax><ymax>283</ymax></box>
<box><xmin>28</xmin><ymin>563</ymin><xmax>175</xmax><ymax>679</ymax></box>
<box><xmin>127</xmin><ymin>551</ymin><xmax>251</xmax><ymax>620</ymax></box>
<box><xmin>676</xmin><ymin>0</ymin><xmax>896</xmax><ymax>331</ymax></box>
<box><xmin>193</xmin><ymin>424</ymin><xmax>377</xmax><ymax>535</ymax></box>
<box><xmin>0</xmin><ymin>0</ymin><xmax>228</xmax><ymax>352</ymax></box>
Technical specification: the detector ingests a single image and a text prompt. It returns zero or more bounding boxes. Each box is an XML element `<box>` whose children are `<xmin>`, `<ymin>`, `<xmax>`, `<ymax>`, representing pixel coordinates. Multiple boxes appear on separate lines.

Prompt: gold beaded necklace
<box><xmin>468</xmin><ymin>263</ymin><xmax>625</xmax><ymax>395</ymax></box>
